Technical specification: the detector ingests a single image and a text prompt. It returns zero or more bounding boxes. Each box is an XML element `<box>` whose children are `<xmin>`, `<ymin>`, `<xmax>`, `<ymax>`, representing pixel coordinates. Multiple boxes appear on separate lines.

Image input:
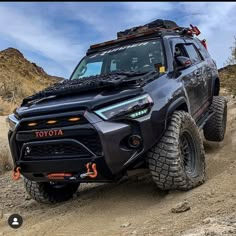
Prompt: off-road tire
<box><xmin>147</xmin><ymin>111</ymin><xmax>205</xmax><ymax>190</ymax></box>
<box><xmin>24</xmin><ymin>178</ymin><xmax>79</xmax><ymax>204</ymax></box>
<box><xmin>203</xmin><ymin>96</ymin><xmax>227</xmax><ymax>142</ymax></box>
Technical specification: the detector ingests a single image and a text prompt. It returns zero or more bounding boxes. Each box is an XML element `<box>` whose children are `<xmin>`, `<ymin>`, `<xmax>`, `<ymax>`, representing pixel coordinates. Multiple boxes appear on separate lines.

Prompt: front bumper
<box><xmin>8</xmin><ymin>110</ymin><xmax>164</xmax><ymax>182</ymax></box>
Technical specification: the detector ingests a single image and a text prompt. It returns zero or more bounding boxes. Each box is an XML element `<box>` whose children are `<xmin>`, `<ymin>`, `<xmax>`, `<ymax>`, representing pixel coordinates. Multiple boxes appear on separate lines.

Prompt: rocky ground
<box><xmin>0</xmin><ymin>97</ymin><xmax>235</xmax><ymax>236</ymax></box>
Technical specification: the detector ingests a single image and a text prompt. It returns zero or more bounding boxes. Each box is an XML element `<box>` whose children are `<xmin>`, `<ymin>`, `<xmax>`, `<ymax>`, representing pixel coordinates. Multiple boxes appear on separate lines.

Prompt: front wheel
<box><xmin>24</xmin><ymin>178</ymin><xmax>80</xmax><ymax>204</ymax></box>
<box><xmin>147</xmin><ymin>111</ymin><xmax>205</xmax><ymax>190</ymax></box>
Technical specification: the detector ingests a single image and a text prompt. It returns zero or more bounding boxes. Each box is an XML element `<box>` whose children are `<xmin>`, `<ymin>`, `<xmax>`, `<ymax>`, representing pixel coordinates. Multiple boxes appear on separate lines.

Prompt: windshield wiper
<box><xmin>111</xmin><ymin>70</ymin><xmax>148</xmax><ymax>77</ymax></box>
<box><xmin>23</xmin><ymin>95</ymin><xmax>57</xmax><ymax>107</ymax></box>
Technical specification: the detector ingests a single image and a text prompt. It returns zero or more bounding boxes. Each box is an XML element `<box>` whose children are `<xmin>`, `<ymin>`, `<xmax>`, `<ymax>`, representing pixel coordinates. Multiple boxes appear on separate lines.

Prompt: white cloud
<box><xmin>63</xmin><ymin>3</ymin><xmax>125</xmax><ymax>41</ymax></box>
<box><xmin>178</xmin><ymin>2</ymin><xmax>236</xmax><ymax>68</ymax></box>
<box><xmin>64</xmin><ymin>3</ymin><xmax>108</xmax><ymax>35</ymax></box>
<box><xmin>123</xmin><ymin>2</ymin><xmax>174</xmax><ymax>25</ymax></box>
<box><xmin>0</xmin><ymin>5</ymin><xmax>85</xmax><ymax>76</ymax></box>
<box><xmin>62</xmin><ymin>2</ymin><xmax>175</xmax><ymax>44</ymax></box>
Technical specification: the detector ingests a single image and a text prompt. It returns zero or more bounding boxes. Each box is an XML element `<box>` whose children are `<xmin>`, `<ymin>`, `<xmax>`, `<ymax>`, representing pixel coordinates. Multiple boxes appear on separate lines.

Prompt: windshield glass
<box><xmin>71</xmin><ymin>39</ymin><xmax>165</xmax><ymax>80</ymax></box>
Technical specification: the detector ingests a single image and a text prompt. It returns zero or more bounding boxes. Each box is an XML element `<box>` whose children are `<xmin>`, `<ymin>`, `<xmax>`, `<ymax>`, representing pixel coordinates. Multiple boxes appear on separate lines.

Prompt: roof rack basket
<box><xmin>117</xmin><ymin>19</ymin><xmax>201</xmax><ymax>38</ymax></box>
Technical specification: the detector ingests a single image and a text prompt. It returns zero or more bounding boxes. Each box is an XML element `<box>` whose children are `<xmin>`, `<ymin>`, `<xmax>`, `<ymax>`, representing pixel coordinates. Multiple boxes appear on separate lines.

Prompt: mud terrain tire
<box><xmin>203</xmin><ymin>96</ymin><xmax>227</xmax><ymax>142</ymax></box>
<box><xmin>24</xmin><ymin>178</ymin><xmax>79</xmax><ymax>204</ymax></box>
<box><xmin>147</xmin><ymin>111</ymin><xmax>205</xmax><ymax>190</ymax></box>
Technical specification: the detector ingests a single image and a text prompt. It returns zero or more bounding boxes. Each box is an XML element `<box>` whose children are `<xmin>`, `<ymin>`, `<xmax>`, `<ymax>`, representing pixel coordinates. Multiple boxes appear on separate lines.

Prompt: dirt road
<box><xmin>0</xmin><ymin>98</ymin><xmax>236</xmax><ymax>236</ymax></box>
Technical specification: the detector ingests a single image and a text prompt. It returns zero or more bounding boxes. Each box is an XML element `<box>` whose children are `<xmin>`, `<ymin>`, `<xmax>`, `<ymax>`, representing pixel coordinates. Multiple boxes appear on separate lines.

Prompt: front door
<box><xmin>169</xmin><ymin>38</ymin><xmax>203</xmax><ymax>117</ymax></box>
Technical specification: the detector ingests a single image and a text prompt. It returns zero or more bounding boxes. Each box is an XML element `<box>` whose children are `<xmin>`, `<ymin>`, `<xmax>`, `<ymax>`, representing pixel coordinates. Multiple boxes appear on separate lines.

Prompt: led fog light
<box><xmin>128</xmin><ymin>135</ymin><xmax>142</xmax><ymax>148</ymax></box>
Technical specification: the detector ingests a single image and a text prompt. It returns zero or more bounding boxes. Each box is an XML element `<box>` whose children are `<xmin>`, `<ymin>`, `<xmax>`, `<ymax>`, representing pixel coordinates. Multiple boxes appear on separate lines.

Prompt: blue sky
<box><xmin>0</xmin><ymin>2</ymin><xmax>235</xmax><ymax>78</ymax></box>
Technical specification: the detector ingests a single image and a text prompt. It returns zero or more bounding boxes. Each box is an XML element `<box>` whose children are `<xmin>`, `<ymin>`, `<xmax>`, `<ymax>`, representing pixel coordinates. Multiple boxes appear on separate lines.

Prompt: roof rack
<box><xmin>89</xmin><ymin>19</ymin><xmax>201</xmax><ymax>50</ymax></box>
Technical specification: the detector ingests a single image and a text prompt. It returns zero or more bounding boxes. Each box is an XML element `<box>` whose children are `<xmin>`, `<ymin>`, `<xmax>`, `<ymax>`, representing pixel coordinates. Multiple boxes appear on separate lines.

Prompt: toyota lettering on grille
<box><xmin>35</xmin><ymin>130</ymin><xmax>64</xmax><ymax>138</ymax></box>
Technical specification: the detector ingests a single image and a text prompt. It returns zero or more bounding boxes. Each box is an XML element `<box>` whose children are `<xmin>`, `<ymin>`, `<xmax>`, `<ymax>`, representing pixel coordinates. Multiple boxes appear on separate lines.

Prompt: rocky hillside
<box><xmin>219</xmin><ymin>64</ymin><xmax>236</xmax><ymax>95</ymax></box>
<box><xmin>0</xmin><ymin>47</ymin><xmax>64</xmax><ymax>115</ymax></box>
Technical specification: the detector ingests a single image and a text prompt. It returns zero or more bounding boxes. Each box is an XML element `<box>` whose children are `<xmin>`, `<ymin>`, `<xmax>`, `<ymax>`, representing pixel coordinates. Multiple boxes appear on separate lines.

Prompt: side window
<box><xmin>173</xmin><ymin>43</ymin><xmax>189</xmax><ymax>67</ymax></box>
<box><xmin>184</xmin><ymin>44</ymin><xmax>202</xmax><ymax>64</ymax></box>
<box><xmin>170</xmin><ymin>38</ymin><xmax>186</xmax><ymax>57</ymax></box>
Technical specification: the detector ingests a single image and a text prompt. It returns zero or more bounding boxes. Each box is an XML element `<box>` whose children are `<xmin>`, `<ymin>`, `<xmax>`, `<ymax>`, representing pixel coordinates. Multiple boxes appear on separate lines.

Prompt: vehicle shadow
<box><xmin>17</xmin><ymin>169</ymin><xmax>169</xmax><ymax>215</ymax></box>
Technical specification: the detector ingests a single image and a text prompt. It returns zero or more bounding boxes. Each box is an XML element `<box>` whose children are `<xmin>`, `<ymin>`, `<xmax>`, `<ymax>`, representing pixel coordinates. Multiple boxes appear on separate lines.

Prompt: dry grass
<box><xmin>0</xmin><ymin>98</ymin><xmax>17</xmax><ymax>116</ymax></box>
<box><xmin>0</xmin><ymin>146</ymin><xmax>13</xmax><ymax>174</ymax></box>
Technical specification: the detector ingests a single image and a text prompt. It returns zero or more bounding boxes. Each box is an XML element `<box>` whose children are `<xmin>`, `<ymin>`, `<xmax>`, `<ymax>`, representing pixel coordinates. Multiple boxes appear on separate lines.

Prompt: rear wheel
<box><xmin>147</xmin><ymin>111</ymin><xmax>205</xmax><ymax>190</ymax></box>
<box><xmin>24</xmin><ymin>178</ymin><xmax>79</xmax><ymax>204</ymax></box>
<box><xmin>203</xmin><ymin>96</ymin><xmax>227</xmax><ymax>142</ymax></box>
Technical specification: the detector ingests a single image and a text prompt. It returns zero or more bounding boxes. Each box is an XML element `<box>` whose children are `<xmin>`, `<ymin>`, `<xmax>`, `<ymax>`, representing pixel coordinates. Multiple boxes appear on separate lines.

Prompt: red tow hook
<box><xmin>12</xmin><ymin>167</ymin><xmax>21</xmax><ymax>181</ymax></box>
<box><xmin>80</xmin><ymin>163</ymin><xmax>98</xmax><ymax>179</ymax></box>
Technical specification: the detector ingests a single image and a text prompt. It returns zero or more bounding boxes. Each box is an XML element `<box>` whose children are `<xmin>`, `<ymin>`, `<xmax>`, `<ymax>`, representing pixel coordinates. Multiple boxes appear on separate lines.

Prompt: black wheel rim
<box><xmin>180</xmin><ymin>130</ymin><xmax>196</xmax><ymax>176</ymax></box>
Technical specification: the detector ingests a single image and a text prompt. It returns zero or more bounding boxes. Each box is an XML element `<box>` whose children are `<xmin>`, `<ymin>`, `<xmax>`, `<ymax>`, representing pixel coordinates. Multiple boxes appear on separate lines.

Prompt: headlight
<box><xmin>6</xmin><ymin>114</ymin><xmax>19</xmax><ymax>131</ymax></box>
<box><xmin>95</xmin><ymin>94</ymin><xmax>153</xmax><ymax>120</ymax></box>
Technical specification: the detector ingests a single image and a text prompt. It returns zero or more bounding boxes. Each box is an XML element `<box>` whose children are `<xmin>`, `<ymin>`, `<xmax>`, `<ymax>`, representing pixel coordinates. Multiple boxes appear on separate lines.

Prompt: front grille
<box><xmin>17</xmin><ymin>113</ymin><xmax>103</xmax><ymax>160</ymax></box>
<box><xmin>23</xmin><ymin>141</ymin><xmax>90</xmax><ymax>159</ymax></box>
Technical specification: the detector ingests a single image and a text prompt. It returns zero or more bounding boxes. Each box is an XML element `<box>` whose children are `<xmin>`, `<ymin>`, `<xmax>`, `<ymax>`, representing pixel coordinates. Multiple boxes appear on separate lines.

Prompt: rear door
<box><xmin>182</xmin><ymin>42</ymin><xmax>208</xmax><ymax>119</ymax></box>
<box><xmin>185</xmin><ymin>39</ymin><xmax>212</xmax><ymax>111</ymax></box>
<box><xmin>194</xmin><ymin>38</ymin><xmax>217</xmax><ymax>99</ymax></box>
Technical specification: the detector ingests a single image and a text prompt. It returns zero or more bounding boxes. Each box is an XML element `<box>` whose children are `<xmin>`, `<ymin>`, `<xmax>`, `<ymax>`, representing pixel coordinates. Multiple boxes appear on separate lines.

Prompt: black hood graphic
<box><xmin>22</xmin><ymin>70</ymin><xmax>159</xmax><ymax>106</ymax></box>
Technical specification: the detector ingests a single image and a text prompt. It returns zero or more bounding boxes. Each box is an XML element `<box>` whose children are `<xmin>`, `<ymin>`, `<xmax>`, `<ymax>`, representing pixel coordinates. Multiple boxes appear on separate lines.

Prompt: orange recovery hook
<box><xmin>12</xmin><ymin>167</ymin><xmax>21</xmax><ymax>181</ymax></box>
<box><xmin>85</xmin><ymin>162</ymin><xmax>98</xmax><ymax>178</ymax></box>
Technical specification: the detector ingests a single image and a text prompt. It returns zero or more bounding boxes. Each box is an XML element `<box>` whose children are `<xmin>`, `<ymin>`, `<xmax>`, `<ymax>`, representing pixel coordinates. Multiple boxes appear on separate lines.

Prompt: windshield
<box><xmin>71</xmin><ymin>39</ymin><xmax>165</xmax><ymax>80</ymax></box>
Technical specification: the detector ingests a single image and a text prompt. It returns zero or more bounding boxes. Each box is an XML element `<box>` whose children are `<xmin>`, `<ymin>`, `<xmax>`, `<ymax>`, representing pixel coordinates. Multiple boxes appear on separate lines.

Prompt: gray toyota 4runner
<box><xmin>7</xmin><ymin>19</ymin><xmax>227</xmax><ymax>203</ymax></box>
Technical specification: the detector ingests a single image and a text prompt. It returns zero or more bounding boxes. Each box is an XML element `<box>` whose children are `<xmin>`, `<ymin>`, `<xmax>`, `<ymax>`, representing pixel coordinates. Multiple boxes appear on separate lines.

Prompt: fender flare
<box><xmin>165</xmin><ymin>97</ymin><xmax>189</xmax><ymax>129</ymax></box>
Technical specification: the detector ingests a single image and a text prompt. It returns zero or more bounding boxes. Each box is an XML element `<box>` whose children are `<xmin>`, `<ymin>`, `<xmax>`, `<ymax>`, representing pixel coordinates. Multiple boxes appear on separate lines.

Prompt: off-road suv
<box><xmin>7</xmin><ymin>19</ymin><xmax>227</xmax><ymax>203</ymax></box>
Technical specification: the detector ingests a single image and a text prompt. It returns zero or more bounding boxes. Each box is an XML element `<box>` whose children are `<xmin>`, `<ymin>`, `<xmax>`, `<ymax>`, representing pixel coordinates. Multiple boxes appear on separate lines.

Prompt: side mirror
<box><xmin>175</xmin><ymin>56</ymin><xmax>192</xmax><ymax>70</ymax></box>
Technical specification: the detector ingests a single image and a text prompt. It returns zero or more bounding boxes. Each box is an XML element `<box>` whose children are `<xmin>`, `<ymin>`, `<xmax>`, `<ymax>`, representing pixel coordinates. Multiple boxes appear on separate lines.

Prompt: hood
<box><xmin>15</xmin><ymin>70</ymin><xmax>160</xmax><ymax>119</ymax></box>
<box><xmin>15</xmin><ymin>87</ymin><xmax>143</xmax><ymax>118</ymax></box>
